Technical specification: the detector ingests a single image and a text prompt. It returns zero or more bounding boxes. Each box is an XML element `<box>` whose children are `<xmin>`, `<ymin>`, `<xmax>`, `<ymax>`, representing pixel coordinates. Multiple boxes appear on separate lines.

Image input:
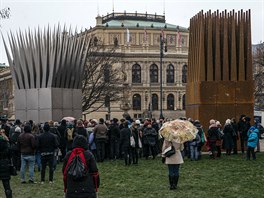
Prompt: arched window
<box><xmin>150</xmin><ymin>64</ymin><xmax>158</xmax><ymax>83</ymax></box>
<box><xmin>166</xmin><ymin>64</ymin><xmax>174</xmax><ymax>83</ymax></box>
<box><xmin>132</xmin><ymin>94</ymin><xmax>141</xmax><ymax>110</ymax></box>
<box><xmin>167</xmin><ymin>94</ymin><xmax>174</xmax><ymax>110</ymax></box>
<box><xmin>132</xmin><ymin>64</ymin><xmax>141</xmax><ymax>83</ymax></box>
<box><xmin>152</xmin><ymin>94</ymin><xmax>159</xmax><ymax>110</ymax></box>
<box><xmin>182</xmin><ymin>94</ymin><xmax>186</xmax><ymax>110</ymax></box>
<box><xmin>182</xmin><ymin>64</ymin><xmax>187</xmax><ymax>83</ymax></box>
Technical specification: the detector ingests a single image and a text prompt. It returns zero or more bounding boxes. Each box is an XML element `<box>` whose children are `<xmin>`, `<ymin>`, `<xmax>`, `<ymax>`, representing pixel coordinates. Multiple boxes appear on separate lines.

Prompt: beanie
<box><xmin>43</xmin><ymin>123</ymin><xmax>50</xmax><ymax>131</ymax></box>
<box><xmin>72</xmin><ymin>135</ymin><xmax>88</xmax><ymax>150</ymax></box>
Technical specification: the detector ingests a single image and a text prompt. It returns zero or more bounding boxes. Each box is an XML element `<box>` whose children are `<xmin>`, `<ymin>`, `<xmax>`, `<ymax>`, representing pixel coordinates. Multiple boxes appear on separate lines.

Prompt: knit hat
<box><xmin>225</xmin><ymin>119</ymin><xmax>231</xmax><ymax>125</ymax></box>
<box><xmin>72</xmin><ymin>135</ymin><xmax>88</xmax><ymax>150</ymax></box>
<box><xmin>209</xmin><ymin>119</ymin><xmax>215</xmax><ymax>125</ymax></box>
<box><xmin>43</xmin><ymin>123</ymin><xmax>50</xmax><ymax>131</ymax></box>
<box><xmin>135</xmin><ymin>120</ymin><xmax>141</xmax><ymax>125</ymax></box>
<box><xmin>14</xmin><ymin>119</ymin><xmax>22</xmax><ymax>125</ymax></box>
<box><xmin>15</xmin><ymin>127</ymin><xmax>21</xmax><ymax>133</ymax></box>
<box><xmin>24</xmin><ymin>124</ymin><xmax>32</xmax><ymax>133</ymax></box>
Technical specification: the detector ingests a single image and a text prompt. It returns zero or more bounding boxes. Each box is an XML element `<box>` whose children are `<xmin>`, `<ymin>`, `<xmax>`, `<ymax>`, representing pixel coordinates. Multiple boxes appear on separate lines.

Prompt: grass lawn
<box><xmin>1</xmin><ymin>153</ymin><xmax>264</xmax><ymax>198</ymax></box>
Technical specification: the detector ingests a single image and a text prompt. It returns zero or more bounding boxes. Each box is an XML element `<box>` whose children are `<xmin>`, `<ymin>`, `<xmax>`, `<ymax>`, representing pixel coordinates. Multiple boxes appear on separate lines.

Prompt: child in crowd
<box><xmin>247</xmin><ymin>127</ymin><xmax>259</xmax><ymax>160</ymax></box>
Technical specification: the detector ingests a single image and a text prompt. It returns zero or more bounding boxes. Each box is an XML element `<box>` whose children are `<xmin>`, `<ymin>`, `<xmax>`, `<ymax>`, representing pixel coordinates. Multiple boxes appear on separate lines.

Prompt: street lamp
<box><xmin>159</xmin><ymin>33</ymin><xmax>167</xmax><ymax>119</ymax></box>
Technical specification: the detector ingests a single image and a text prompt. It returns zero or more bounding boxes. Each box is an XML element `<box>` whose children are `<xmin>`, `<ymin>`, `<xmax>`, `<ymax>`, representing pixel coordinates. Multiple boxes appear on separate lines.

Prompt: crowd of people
<box><xmin>0</xmin><ymin>114</ymin><xmax>263</xmax><ymax>197</ymax></box>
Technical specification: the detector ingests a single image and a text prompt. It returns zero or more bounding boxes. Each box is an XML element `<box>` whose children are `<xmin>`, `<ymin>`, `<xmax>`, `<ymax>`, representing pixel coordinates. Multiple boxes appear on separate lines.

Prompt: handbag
<box><xmin>163</xmin><ymin>143</ymin><xmax>175</xmax><ymax>157</ymax></box>
<box><xmin>10</xmin><ymin>159</ymin><xmax>17</xmax><ymax>176</ymax></box>
<box><xmin>130</xmin><ymin>135</ymin><xmax>136</xmax><ymax>148</ymax></box>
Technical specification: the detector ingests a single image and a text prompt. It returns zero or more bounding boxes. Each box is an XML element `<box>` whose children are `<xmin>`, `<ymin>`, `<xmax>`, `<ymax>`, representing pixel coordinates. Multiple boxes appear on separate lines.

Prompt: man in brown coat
<box><xmin>17</xmin><ymin>124</ymin><xmax>38</xmax><ymax>183</ymax></box>
<box><xmin>93</xmin><ymin>118</ymin><xmax>108</xmax><ymax>162</ymax></box>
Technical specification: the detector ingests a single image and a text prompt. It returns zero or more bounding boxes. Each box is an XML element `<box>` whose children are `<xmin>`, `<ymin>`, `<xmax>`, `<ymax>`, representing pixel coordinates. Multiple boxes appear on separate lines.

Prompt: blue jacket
<box><xmin>247</xmin><ymin>129</ymin><xmax>259</xmax><ymax>148</ymax></box>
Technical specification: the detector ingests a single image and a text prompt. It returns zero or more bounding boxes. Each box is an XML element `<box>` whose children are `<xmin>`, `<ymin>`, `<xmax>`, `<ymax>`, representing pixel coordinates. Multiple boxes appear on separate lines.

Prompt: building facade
<box><xmin>0</xmin><ymin>64</ymin><xmax>14</xmax><ymax>119</ymax></box>
<box><xmin>83</xmin><ymin>12</ymin><xmax>189</xmax><ymax>120</ymax></box>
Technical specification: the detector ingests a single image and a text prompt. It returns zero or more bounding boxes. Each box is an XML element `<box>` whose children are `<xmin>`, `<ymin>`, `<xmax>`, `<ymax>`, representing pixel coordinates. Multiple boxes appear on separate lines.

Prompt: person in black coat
<box><xmin>142</xmin><ymin>122</ymin><xmax>158</xmax><ymax>160</ymax></box>
<box><xmin>73</xmin><ymin>120</ymin><xmax>88</xmax><ymax>138</ymax></box>
<box><xmin>130</xmin><ymin>122</ymin><xmax>140</xmax><ymax>164</ymax></box>
<box><xmin>10</xmin><ymin>127</ymin><xmax>22</xmax><ymax>171</ymax></box>
<box><xmin>120</xmin><ymin>121</ymin><xmax>132</xmax><ymax>165</ymax></box>
<box><xmin>231</xmin><ymin>118</ymin><xmax>239</xmax><ymax>154</ymax></box>
<box><xmin>108</xmin><ymin>118</ymin><xmax>120</xmax><ymax>160</ymax></box>
<box><xmin>57</xmin><ymin>120</ymin><xmax>67</xmax><ymax>161</ymax></box>
<box><xmin>207</xmin><ymin>120</ymin><xmax>220</xmax><ymax>159</ymax></box>
<box><xmin>0</xmin><ymin>129</ymin><xmax>13</xmax><ymax>198</ymax></box>
<box><xmin>38</xmin><ymin>123</ymin><xmax>59</xmax><ymax>183</ymax></box>
<box><xmin>222</xmin><ymin>119</ymin><xmax>234</xmax><ymax>155</ymax></box>
<box><xmin>62</xmin><ymin>135</ymin><xmax>99</xmax><ymax>198</ymax></box>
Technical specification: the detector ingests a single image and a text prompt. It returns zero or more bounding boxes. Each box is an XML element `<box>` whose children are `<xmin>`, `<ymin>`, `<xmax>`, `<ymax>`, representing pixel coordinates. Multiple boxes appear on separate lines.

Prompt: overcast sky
<box><xmin>0</xmin><ymin>0</ymin><xmax>263</xmax><ymax>64</ymax></box>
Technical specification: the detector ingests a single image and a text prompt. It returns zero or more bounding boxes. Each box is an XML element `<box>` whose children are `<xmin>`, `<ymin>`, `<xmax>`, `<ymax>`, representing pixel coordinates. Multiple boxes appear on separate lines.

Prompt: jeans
<box><xmin>20</xmin><ymin>155</ymin><xmax>35</xmax><ymax>181</ymax></box>
<box><xmin>168</xmin><ymin>164</ymin><xmax>180</xmax><ymax>177</ymax></box>
<box><xmin>190</xmin><ymin>145</ymin><xmax>198</xmax><ymax>160</ymax></box>
<box><xmin>41</xmin><ymin>154</ymin><xmax>54</xmax><ymax>182</ymax></box>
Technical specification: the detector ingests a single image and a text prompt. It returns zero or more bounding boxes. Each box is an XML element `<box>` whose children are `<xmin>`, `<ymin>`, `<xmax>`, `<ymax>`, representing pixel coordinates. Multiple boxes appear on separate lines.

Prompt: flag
<box><xmin>126</xmin><ymin>28</ymin><xmax>130</xmax><ymax>43</ymax></box>
<box><xmin>144</xmin><ymin>28</ymin><xmax>147</xmax><ymax>43</ymax></box>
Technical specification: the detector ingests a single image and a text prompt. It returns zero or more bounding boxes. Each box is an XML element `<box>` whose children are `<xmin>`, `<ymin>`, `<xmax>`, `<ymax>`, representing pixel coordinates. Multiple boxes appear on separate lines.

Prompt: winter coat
<box><xmin>73</xmin><ymin>127</ymin><xmax>88</xmax><ymax>138</ymax></box>
<box><xmin>0</xmin><ymin>138</ymin><xmax>11</xmax><ymax>180</ymax></box>
<box><xmin>88</xmin><ymin>133</ymin><xmax>96</xmax><ymax>150</ymax></box>
<box><xmin>62</xmin><ymin>136</ymin><xmax>99</xmax><ymax>198</ymax></box>
<box><xmin>120</xmin><ymin>127</ymin><xmax>131</xmax><ymax>150</ymax></box>
<box><xmin>162</xmin><ymin>140</ymin><xmax>184</xmax><ymax>165</ymax></box>
<box><xmin>207</xmin><ymin>126</ymin><xmax>220</xmax><ymax>142</ymax></box>
<box><xmin>247</xmin><ymin>129</ymin><xmax>259</xmax><ymax>148</ymax></box>
<box><xmin>108</xmin><ymin>124</ymin><xmax>120</xmax><ymax>140</ymax></box>
<box><xmin>17</xmin><ymin>132</ymin><xmax>37</xmax><ymax>155</ymax></box>
<box><xmin>10</xmin><ymin>131</ymin><xmax>21</xmax><ymax>151</ymax></box>
<box><xmin>142</xmin><ymin>127</ymin><xmax>157</xmax><ymax>146</ymax></box>
<box><xmin>50</xmin><ymin>126</ymin><xmax>61</xmax><ymax>145</ymax></box>
<box><xmin>93</xmin><ymin>123</ymin><xmax>108</xmax><ymax>141</ymax></box>
<box><xmin>131</xmin><ymin>127</ymin><xmax>140</xmax><ymax>148</ymax></box>
<box><xmin>63</xmin><ymin>150</ymin><xmax>98</xmax><ymax>198</ymax></box>
<box><xmin>57</xmin><ymin>124</ymin><xmax>67</xmax><ymax>147</ymax></box>
<box><xmin>189</xmin><ymin>133</ymin><xmax>201</xmax><ymax>147</ymax></box>
<box><xmin>223</xmin><ymin>124</ymin><xmax>234</xmax><ymax>149</ymax></box>
<box><xmin>38</xmin><ymin>131</ymin><xmax>59</xmax><ymax>154</ymax></box>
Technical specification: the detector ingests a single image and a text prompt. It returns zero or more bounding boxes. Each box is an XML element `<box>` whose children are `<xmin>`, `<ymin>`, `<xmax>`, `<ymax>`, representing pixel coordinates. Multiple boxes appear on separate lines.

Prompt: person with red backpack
<box><xmin>62</xmin><ymin>135</ymin><xmax>99</xmax><ymax>198</ymax></box>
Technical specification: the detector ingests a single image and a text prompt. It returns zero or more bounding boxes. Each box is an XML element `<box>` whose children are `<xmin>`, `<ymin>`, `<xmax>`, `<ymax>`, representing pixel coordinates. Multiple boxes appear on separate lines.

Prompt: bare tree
<box><xmin>82</xmin><ymin>35</ymin><xmax>125</xmax><ymax>114</ymax></box>
<box><xmin>253</xmin><ymin>42</ymin><xmax>264</xmax><ymax>110</ymax></box>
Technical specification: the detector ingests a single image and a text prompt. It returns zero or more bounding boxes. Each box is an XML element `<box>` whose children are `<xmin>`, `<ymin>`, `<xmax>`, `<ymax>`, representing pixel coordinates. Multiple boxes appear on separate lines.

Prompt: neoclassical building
<box><xmin>0</xmin><ymin>64</ymin><xmax>14</xmax><ymax>119</ymax></box>
<box><xmin>84</xmin><ymin>12</ymin><xmax>189</xmax><ymax>120</ymax></box>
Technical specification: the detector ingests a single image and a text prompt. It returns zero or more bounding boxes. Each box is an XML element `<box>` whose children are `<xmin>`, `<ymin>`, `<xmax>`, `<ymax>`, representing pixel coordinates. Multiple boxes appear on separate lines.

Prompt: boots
<box><xmin>174</xmin><ymin>176</ymin><xmax>179</xmax><ymax>189</ymax></box>
<box><xmin>169</xmin><ymin>176</ymin><xmax>176</xmax><ymax>190</ymax></box>
<box><xmin>5</xmin><ymin>189</ymin><xmax>12</xmax><ymax>198</ymax></box>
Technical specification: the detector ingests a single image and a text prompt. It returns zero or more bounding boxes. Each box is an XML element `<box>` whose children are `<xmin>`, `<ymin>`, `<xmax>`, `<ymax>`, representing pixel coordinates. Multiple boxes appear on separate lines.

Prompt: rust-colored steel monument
<box><xmin>186</xmin><ymin>9</ymin><xmax>254</xmax><ymax>130</ymax></box>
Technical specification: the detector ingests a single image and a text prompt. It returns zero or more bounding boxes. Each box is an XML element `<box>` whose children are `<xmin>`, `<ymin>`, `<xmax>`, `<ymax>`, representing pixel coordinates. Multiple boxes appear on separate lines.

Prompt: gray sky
<box><xmin>0</xmin><ymin>0</ymin><xmax>263</xmax><ymax>64</ymax></box>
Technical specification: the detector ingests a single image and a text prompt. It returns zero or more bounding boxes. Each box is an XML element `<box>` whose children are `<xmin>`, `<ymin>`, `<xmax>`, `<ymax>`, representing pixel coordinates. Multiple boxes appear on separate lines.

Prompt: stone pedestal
<box><xmin>15</xmin><ymin>88</ymin><xmax>82</xmax><ymax>123</ymax></box>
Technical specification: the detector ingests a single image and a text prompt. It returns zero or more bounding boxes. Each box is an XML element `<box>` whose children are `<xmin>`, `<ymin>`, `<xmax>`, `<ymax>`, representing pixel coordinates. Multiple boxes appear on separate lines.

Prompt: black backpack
<box><xmin>64</xmin><ymin>149</ymin><xmax>88</xmax><ymax>181</ymax></box>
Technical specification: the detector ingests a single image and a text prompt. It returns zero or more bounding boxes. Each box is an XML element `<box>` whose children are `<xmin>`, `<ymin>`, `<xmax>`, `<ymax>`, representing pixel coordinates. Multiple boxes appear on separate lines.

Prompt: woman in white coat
<box><xmin>162</xmin><ymin>140</ymin><xmax>184</xmax><ymax>190</ymax></box>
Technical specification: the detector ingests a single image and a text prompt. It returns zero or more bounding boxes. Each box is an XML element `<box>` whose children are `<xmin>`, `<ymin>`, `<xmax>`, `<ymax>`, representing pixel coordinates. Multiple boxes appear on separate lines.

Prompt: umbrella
<box><xmin>62</xmin><ymin>116</ymin><xmax>76</xmax><ymax>123</ymax></box>
<box><xmin>159</xmin><ymin>119</ymin><xmax>198</xmax><ymax>143</ymax></box>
